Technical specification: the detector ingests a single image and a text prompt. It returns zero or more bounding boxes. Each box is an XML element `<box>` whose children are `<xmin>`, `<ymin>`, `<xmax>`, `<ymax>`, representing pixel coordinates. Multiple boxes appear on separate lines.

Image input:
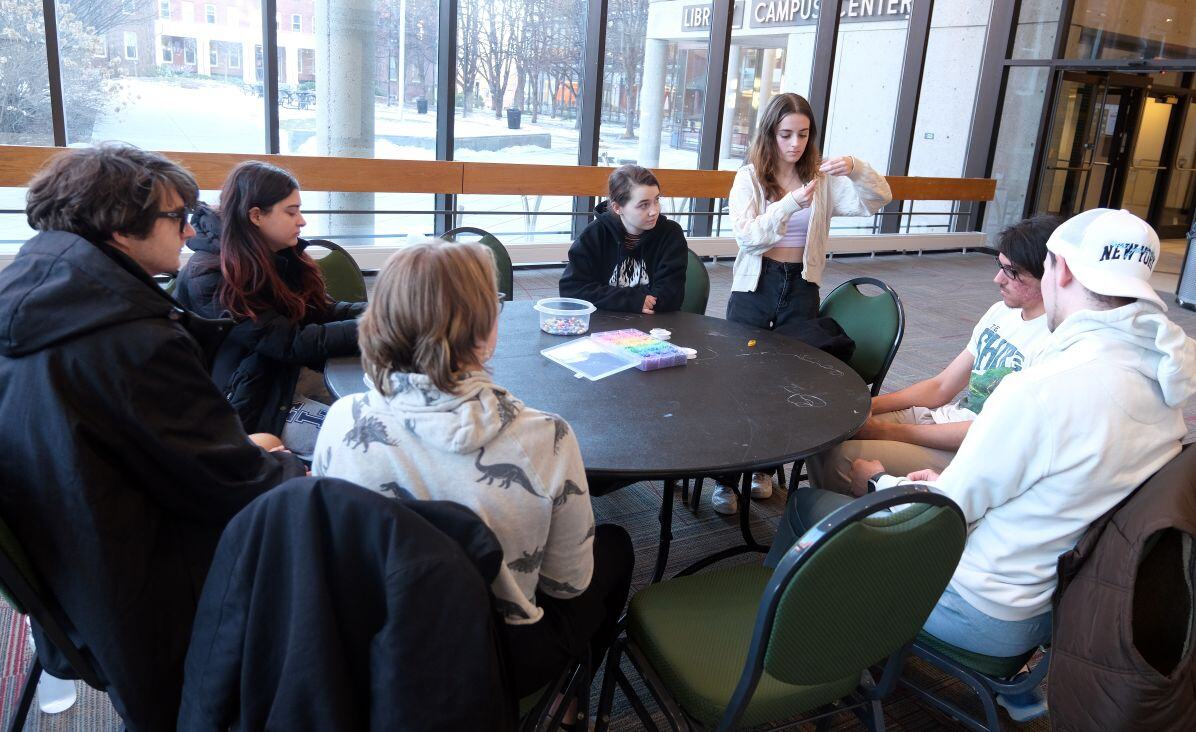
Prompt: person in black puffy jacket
<box><xmin>176</xmin><ymin>161</ymin><xmax>364</xmax><ymax>454</ymax></box>
<box><xmin>559</xmin><ymin>164</ymin><xmax>689</xmax><ymax>313</ymax></box>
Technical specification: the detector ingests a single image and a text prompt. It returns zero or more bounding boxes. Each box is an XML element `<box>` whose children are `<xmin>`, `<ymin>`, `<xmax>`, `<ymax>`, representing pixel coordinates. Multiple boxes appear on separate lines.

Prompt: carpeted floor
<box><xmin>3</xmin><ymin>251</ymin><xmax>1193</xmax><ymax>730</ymax></box>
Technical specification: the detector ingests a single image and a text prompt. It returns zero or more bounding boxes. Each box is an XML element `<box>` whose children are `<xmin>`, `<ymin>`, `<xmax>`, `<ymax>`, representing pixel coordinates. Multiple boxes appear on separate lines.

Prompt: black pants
<box><xmin>726</xmin><ymin>257</ymin><xmax>820</xmax><ymax>331</ymax></box>
<box><xmin>500</xmin><ymin>524</ymin><xmax>635</xmax><ymax>698</ymax></box>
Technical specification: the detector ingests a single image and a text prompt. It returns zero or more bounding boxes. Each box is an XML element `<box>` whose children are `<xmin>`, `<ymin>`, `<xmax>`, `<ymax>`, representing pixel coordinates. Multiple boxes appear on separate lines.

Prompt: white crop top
<box><xmin>772</xmin><ymin>205</ymin><xmax>810</xmax><ymax>248</ymax></box>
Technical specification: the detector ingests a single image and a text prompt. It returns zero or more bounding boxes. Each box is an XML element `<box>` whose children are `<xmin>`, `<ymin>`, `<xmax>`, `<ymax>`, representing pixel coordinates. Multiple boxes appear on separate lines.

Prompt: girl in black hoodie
<box><xmin>176</xmin><ymin>161</ymin><xmax>364</xmax><ymax>456</ymax></box>
<box><xmin>559</xmin><ymin>165</ymin><xmax>689</xmax><ymax>313</ymax></box>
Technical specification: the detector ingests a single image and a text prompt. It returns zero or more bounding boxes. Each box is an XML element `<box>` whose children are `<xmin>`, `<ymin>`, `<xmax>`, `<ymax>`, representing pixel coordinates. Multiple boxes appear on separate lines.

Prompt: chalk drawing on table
<box><xmin>782</xmin><ymin>383</ymin><xmax>827</xmax><ymax>408</ymax></box>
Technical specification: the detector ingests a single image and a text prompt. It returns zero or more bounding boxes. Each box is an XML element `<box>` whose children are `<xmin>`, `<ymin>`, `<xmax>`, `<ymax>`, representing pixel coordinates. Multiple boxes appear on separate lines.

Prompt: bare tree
<box><xmin>0</xmin><ymin>0</ymin><xmax>119</xmax><ymax>143</ymax></box>
<box><xmin>606</xmin><ymin>0</ymin><xmax>647</xmax><ymax>138</ymax></box>
<box><xmin>479</xmin><ymin>0</ymin><xmax>519</xmax><ymax>118</ymax></box>
<box><xmin>456</xmin><ymin>0</ymin><xmax>482</xmax><ymax>116</ymax></box>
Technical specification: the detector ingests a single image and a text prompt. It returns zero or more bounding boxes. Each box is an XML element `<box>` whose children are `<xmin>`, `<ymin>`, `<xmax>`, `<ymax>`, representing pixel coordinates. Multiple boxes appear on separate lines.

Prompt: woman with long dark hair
<box><xmin>176</xmin><ymin>161</ymin><xmax>364</xmax><ymax>456</ymax></box>
<box><xmin>712</xmin><ymin>93</ymin><xmax>892</xmax><ymax>514</ymax></box>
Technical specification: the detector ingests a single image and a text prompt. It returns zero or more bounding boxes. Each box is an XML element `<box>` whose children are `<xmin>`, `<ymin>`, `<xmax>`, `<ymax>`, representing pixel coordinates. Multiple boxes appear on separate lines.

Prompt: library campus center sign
<box><xmin>682</xmin><ymin>0</ymin><xmax>913</xmax><ymax>31</ymax></box>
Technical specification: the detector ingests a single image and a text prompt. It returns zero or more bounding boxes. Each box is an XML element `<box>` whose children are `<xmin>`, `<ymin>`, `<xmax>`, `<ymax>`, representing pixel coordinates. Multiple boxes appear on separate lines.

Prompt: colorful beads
<box><xmin>541</xmin><ymin>316</ymin><xmax>590</xmax><ymax>335</ymax></box>
<box><xmin>590</xmin><ymin>329</ymin><xmax>688</xmax><ymax>371</ymax></box>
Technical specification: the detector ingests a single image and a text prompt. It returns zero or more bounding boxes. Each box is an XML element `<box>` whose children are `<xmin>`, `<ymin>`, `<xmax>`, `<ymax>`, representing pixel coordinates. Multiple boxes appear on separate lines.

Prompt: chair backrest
<box><xmin>720</xmin><ymin>487</ymin><xmax>965</xmax><ymax>730</ymax></box>
<box><xmin>443</xmin><ymin>227</ymin><xmax>514</xmax><ymax>302</ymax></box>
<box><xmin>818</xmin><ymin>277</ymin><xmax>904</xmax><ymax>396</ymax></box>
<box><xmin>306</xmin><ymin>239</ymin><xmax>368</xmax><ymax>303</ymax></box>
<box><xmin>0</xmin><ymin>515</ymin><xmax>106</xmax><ymax>689</ymax></box>
<box><xmin>680</xmin><ymin>249</ymin><xmax>710</xmax><ymax>315</ymax></box>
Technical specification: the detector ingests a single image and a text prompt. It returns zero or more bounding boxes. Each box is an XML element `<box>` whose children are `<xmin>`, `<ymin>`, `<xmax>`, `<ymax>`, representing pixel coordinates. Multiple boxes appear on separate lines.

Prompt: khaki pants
<box><xmin>805</xmin><ymin>407</ymin><xmax>956</xmax><ymax>494</ymax></box>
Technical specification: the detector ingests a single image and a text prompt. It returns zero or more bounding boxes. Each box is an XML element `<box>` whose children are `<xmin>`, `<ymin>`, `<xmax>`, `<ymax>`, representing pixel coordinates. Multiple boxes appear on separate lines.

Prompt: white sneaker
<box><xmin>711</xmin><ymin>484</ymin><xmax>739</xmax><ymax>515</ymax></box>
<box><xmin>751</xmin><ymin>472</ymin><xmax>775</xmax><ymax>499</ymax></box>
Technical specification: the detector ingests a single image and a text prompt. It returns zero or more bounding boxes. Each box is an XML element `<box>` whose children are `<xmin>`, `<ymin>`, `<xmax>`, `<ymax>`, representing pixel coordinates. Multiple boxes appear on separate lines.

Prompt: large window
<box><xmin>453</xmin><ymin>0</ymin><xmax>588</xmax><ymax>242</ymax></box>
<box><xmin>281</xmin><ymin>0</ymin><xmax>440</xmax><ymax>242</ymax></box>
<box><xmin>822</xmin><ymin>5</ymin><xmax>911</xmax><ymax>233</ymax></box>
<box><xmin>906</xmin><ymin>0</ymin><xmax>993</xmax><ymax>232</ymax></box>
<box><xmin>56</xmin><ymin>0</ymin><xmax>264</xmax><ymax>152</ymax></box>
<box><xmin>1012</xmin><ymin>0</ymin><xmax>1060</xmax><ymax>59</ymax></box>
<box><xmin>1067</xmin><ymin>0</ymin><xmax>1195</xmax><ymax>61</ymax></box>
<box><xmin>984</xmin><ymin>66</ymin><xmax>1050</xmax><ymax>238</ymax></box>
<box><xmin>599</xmin><ymin>0</ymin><xmax>709</xmax><ymax>173</ymax></box>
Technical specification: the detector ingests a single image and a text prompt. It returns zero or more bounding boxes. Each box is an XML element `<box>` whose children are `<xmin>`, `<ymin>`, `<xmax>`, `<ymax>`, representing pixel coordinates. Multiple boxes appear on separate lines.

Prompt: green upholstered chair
<box><xmin>306</xmin><ymin>239</ymin><xmax>368</xmax><ymax>303</ymax></box>
<box><xmin>680</xmin><ymin>250</ymin><xmax>710</xmax><ymax>315</ymax></box>
<box><xmin>0</xmin><ymin>515</ymin><xmax>106</xmax><ymax>732</ymax></box>
<box><xmin>443</xmin><ymin>226</ymin><xmax>515</xmax><ymax>302</ymax></box>
<box><xmin>818</xmin><ymin>277</ymin><xmax>905</xmax><ymax>398</ymax></box>
<box><xmin>595</xmin><ymin>486</ymin><xmax>966</xmax><ymax>731</ymax></box>
<box><xmin>902</xmin><ymin>635</ymin><xmax>1049</xmax><ymax>732</ymax></box>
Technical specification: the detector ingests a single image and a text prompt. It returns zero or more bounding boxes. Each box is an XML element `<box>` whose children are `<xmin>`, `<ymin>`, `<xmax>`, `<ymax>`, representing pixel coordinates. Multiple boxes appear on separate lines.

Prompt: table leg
<box><xmin>738</xmin><ymin>471</ymin><xmax>767</xmax><ymax>552</ymax></box>
<box><xmin>651</xmin><ymin>479</ymin><xmax>676</xmax><ymax>583</ymax></box>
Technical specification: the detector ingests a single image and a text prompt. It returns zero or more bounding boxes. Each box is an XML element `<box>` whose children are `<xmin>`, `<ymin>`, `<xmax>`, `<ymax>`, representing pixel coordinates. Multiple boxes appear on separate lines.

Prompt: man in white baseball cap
<box><xmin>766</xmin><ymin>208</ymin><xmax>1196</xmax><ymax>721</ymax></box>
<box><xmin>1041</xmin><ymin>207</ymin><xmax>1166</xmax><ymax>325</ymax></box>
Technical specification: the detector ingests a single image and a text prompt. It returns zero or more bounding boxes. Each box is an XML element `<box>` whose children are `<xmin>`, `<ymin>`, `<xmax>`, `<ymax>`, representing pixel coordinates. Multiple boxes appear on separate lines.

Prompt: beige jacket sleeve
<box><xmin>728</xmin><ymin>166</ymin><xmax>802</xmax><ymax>255</ymax></box>
<box><xmin>827</xmin><ymin>158</ymin><xmax>893</xmax><ymax>217</ymax></box>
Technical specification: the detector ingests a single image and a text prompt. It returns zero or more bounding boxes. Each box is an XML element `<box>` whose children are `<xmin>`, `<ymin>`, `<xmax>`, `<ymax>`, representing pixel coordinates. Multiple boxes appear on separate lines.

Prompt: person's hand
<box><xmin>819</xmin><ymin>155</ymin><xmax>855</xmax><ymax>177</ymax></box>
<box><xmin>849</xmin><ymin>458</ymin><xmax>885</xmax><ymax>497</ymax></box>
<box><xmin>642</xmin><ymin>294</ymin><xmax>657</xmax><ymax>314</ymax></box>
<box><xmin>854</xmin><ymin>416</ymin><xmax>886</xmax><ymax>440</ymax></box>
<box><xmin>907</xmin><ymin>469</ymin><xmax>941</xmax><ymax>483</ymax></box>
<box><xmin>788</xmin><ymin>178</ymin><xmax>817</xmax><ymax>209</ymax></box>
<box><xmin>249</xmin><ymin>432</ymin><xmax>285</xmax><ymax>452</ymax></box>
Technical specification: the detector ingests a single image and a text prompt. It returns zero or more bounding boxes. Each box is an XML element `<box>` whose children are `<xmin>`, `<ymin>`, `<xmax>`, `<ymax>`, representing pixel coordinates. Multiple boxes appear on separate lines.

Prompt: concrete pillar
<box><xmin>781</xmin><ymin>31</ymin><xmax>813</xmax><ymax>97</ymax></box>
<box><xmin>315</xmin><ymin>0</ymin><xmax>375</xmax><ymax>236</ymax></box>
<box><xmin>636</xmin><ymin>38</ymin><xmax>668</xmax><ymax>167</ymax></box>
<box><xmin>719</xmin><ymin>44</ymin><xmax>742</xmax><ymax>161</ymax></box>
<box><xmin>759</xmin><ymin>48</ymin><xmax>778</xmax><ymax>116</ymax></box>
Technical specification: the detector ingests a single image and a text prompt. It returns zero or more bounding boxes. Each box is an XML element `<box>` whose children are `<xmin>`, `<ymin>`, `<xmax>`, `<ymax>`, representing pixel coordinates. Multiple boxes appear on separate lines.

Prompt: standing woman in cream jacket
<box><xmin>713</xmin><ymin>92</ymin><xmax>892</xmax><ymax>514</ymax></box>
<box><xmin>727</xmin><ymin>93</ymin><xmax>892</xmax><ymax>327</ymax></box>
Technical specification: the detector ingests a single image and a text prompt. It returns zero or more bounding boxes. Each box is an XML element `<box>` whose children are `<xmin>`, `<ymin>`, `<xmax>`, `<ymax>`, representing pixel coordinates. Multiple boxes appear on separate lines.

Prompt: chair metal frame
<box><xmin>518</xmin><ymin>651</ymin><xmax>592</xmax><ymax>732</ymax></box>
<box><xmin>596</xmin><ymin>486</ymin><xmax>965</xmax><ymax>732</ymax></box>
<box><xmin>901</xmin><ymin>644</ymin><xmax>1051</xmax><ymax>732</ymax></box>
<box><xmin>0</xmin><ymin>532</ymin><xmax>106</xmax><ymax>732</ymax></box>
<box><xmin>442</xmin><ymin>226</ymin><xmax>515</xmax><ymax>302</ymax></box>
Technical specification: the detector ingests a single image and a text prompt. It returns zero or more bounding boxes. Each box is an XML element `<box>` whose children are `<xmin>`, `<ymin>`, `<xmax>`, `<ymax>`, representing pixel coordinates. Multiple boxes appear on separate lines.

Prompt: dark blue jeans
<box><xmin>726</xmin><ymin>257</ymin><xmax>820</xmax><ymax>331</ymax></box>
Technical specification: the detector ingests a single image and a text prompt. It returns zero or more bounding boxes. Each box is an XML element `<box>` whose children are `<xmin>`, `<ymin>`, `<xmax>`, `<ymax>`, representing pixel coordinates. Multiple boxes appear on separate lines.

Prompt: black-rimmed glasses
<box><xmin>997</xmin><ymin>261</ymin><xmax>1021</xmax><ymax>281</ymax></box>
<box><xmin>155</xmin><ymin>207</ymin><xmax>193</xmax><ymax>234</ymax></box>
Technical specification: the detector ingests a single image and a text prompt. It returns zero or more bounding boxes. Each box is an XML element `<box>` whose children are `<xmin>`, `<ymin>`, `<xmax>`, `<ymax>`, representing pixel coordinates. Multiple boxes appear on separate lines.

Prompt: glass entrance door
<box><xmin>1035</xmin><ymin>70</ymin><xmax>1195</xmax><ymax>235</ymax></box>
<box><xmin>1157</xmin><ymin>96</ymin><xmax>1196</xmax><ymax>239</ymax></box>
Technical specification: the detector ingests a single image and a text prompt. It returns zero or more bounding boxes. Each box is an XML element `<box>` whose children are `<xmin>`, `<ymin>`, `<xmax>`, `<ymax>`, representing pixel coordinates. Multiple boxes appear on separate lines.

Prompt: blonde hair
<box><xmin>360</xmin><ymin>240</ymin><xmax>499</xmax><ymax>395</ymax></box>
<box><xmin>747</xmin><ymin>93</ymin><xmax>822</xmax><ymax>202</ymax></box>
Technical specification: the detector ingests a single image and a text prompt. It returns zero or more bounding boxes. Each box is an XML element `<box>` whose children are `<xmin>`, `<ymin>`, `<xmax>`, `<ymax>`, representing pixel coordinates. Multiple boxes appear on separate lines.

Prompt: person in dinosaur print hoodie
<box><xmin>314</xmin><ymin>240</ymin><xmax>634</xmax><ymax>702</ymax></box>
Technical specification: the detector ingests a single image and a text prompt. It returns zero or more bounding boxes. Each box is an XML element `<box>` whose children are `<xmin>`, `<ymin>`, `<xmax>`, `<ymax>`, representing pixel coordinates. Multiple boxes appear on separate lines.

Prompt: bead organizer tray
<box><xmin>589</xmin><ymin>329</ymin><xmax>688</xmax><ymax>372</ymax></box>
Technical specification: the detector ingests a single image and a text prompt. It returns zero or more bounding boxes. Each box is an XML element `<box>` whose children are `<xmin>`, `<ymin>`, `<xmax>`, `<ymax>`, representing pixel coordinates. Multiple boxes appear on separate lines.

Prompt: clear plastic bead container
<box><xmin>534</xmin><ymin>297</ymin><xmax>597</xmax><ymax>335</ymax></box>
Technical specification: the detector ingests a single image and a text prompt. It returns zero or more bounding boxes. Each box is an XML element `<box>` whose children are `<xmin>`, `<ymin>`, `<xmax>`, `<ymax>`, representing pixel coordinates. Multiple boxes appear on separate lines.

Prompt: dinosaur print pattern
<box><xmin>507</xmin><ymin>546</ymin><xmax>546</xmax><ymax>573</ymax></box>
<box><xmin>474</xmin><ymin>446</ymin><xmax>539</xmax><ymax>497</ymax></box>
<box><xmin>343</xmin><ymin>398</ymin><xmax>397</xmax><ymax>452</ymax></box>
<box><xmin>552</xmin><ymin>479</ymin><xmax>586</xmax><ymax>508</ymax></box>
<box><xmin>580</xmin><ymin>523</ymin><xmax>595</xmax><ymax>545</ymax></box>
<box><xmin>538</xmin><ymin>575</ymin><xmax>583</xmax><ymax>596</ymax></box>
<box><xmin>494</xmin><ymin>389</ymin><xmax>520</xmax><ymax>431</ymax></box>
<box><xmin>378</xmin><ymin>481</ymin><xmax>411</xmax><ymax>499</ymax></box>
<box><xmin>545</xmin><ymin>413</ymin><xmax>569</xmax><ymax>454</ymax></box>
<box><xmin>493</xmin><ymin>597</ymin><xmax>531</xmax><ymax>621</ymax></box>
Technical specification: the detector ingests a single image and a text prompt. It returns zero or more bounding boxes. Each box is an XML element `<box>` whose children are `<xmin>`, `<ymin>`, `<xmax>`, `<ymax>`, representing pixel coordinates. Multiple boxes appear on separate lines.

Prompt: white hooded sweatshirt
<box><xmin>876</xmin><ymin>301</ymin><xmax>1196</xmax><ymax>621</ymax></box>
<box><xmin>313</xmin><ymin>371</ymin><xmax>595</xmax><ymax>625</ymax></box>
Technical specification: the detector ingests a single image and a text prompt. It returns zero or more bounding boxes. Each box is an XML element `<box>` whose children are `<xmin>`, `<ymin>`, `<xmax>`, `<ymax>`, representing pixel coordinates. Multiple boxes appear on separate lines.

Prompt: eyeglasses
<box><xmin>997</xmin><ymin>261</ymin><xmax>1021</xmax><ymax>281</ymax></box>
<box><xmin>497</xmin><ymin>294</ymin><xmax>506</xmax><ymax>312</ymax></box>
<box><xmin>155</xmin><ymin>207</ymin><xmax>193</xmax><ymax>234</ymax></box>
